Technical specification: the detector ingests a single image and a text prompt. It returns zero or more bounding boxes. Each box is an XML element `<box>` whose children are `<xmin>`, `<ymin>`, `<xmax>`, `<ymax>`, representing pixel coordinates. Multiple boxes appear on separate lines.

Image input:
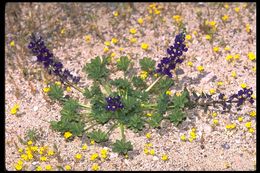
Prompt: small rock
<box><xmin>203</xmin><ymin>124</ymin><xmax>212</xmax><ymax>134</ymax></box>
<box><xmin>33</xmin><ymin>106</ymin><xmax>39</xmax><ymax>112</ymax></box>
<box><xmin>32</xmin><ymin>161</ymin><xmax>39</xmax><ymax>165</ymax></box>
<box><xmin>221</xmin><ymin>143</ymin><xmax>230</xmax><ymax>150</ymax></box>
<box><xmin>152</xmin><ymin>156</ymin><xmax>159</xmax><ymax>161</ymax></box>
<box><xmin>110</xmin><ymin>153</ymin><xmax>118</xmax><ymax>159</ymax></box>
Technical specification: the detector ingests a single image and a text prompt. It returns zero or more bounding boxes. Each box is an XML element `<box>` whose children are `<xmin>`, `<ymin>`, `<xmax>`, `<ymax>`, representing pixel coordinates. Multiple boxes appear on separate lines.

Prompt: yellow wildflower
<box><xmin>234</xmin><ymin>54</ymin><xmax>240</xmax><ymax>60</ymax></box>
<box><xmin>104</xmin><ymin>41</ymin><xmax>110</xmax><ymax>46</ymax></box>
<box><xmin>213</xmin><ymin>119</ymin><xmax>219</xmax><ymax>125</ymax></box>
<box><xmin>234</xmin><ymin>7</ymin><xmax>240</xmax><ymax>13</ymax></box>
<box><xmin>248</xmin><ymin>52</ymin><xmax>256</xmax><ymax>61</ymax></box>
<box><xmin>154</xmin><ymin>9</ymin><xmax>161</xmax><ymax>15</ymax></box>
<box><xmin>224</xmin><ymin>4</ymin><xmax>229</xmax><ymax>9</ymax></box>
<box><xmin>238</xmin><ymin>116</ymin><xmax>243</xmax><ymax>122</ymax></box>
<box><xmin>249</xmin><ymin>128</ymin><xmax>254</xmax><ymax>134</ymax></box>
<box><xmin>43</xmin><ymin>87</ymin><xmax>51</xmax><ymax>93</ymax></box>
<box><xmin>144</xmin><ymin>147</ymin><xmax>149</xmax><ymax>154</ymax></box>
<box><xmin>18</xmin><ymin>148</ymin><xmax>23</xmax><ymax>153</ymax></box>
<box><xmin>92</xmin><ymin>163</ymin><xmax>100</xmax><ymax>171</ymax></box>
<box><xmin>47</xmin><ymin>150</ymin><xmax>54</xmax><ymax>156</ymax></box>
<box><xmin>85</xmin><ymin>35</ymin><xmax>91</xmax><ymax>43</ymax></box>
<box><xmin>226</xmin><ymin>123</ymin><xmax>236</xmax><ymax>129</ymax></box>
<box><xmin>246</xmin><ymin>24</ymin><xmax>251</xmax><ymax>33</ymax></box>
<box><xmin>111</xmin><ymin>52</ymin><xmax>116</xmax><ymax>58</ymax></box>
<box><xmin>119</xmin><ymin>47</ymin><xmax>124</xmax><ymax>51</ymax></box>
<box><xmin>45</xmin><ymin>165</ymin><xmax>52</xmax><ymax>171</ymax></box>
<box><xmin>10</xmin><ymin>41</ymin><xmax>15</xmax><ymax>47</ymax></box>
<box><xmin>149</xmin><ymin>149</ymin><xmax>155</xmax><ymax>155</ymax></box>
<box><xmin>145</xmin><ymin>143</ymin><xmax>153</xmax><ymax>147</ymax></box>
<box><xmin>209</xmin><ymin>21</ymin><xmax>216</xmax><ymax>27</ymax></box>
<box><xmin>17</xmin><ymin>160</ymin><xmax>23</xmax><ymax>165</ymax></box>
<box><xmin>161</xmin><ymin>154</ymin><xmax>168</xmax><ymax>161</ymax></box>
<box><xmin>180</xmin><ymin>134</ymin><xmax>186</xmax><ymax>141</ymax></box>
<box><xmin>138</xmin><ymin>18</ymin><xmax>144</xmax><ymax>24</ymax></box>
<box><xmin>224</xmin><ymin>46</ymin><xmax>231</xmax><ymax>51</ymax></box>
<box><xmin>10</xmin><ymin>103</ymin><xmax>20</xmax><ymax>115</ymax></box>
<box><xmin>213</xmin><ymin>46</ymin><xmax>219</xmax><ymax>52</ymax></box>
<box><xmin>197</xmin><ymin>65</ymin><xmax>204</xmax><ymax>72</ymax></box>
<box><xmin>66</xmin><ymin>86</ymin><xmax>72</xmax><ymax>92</ymax></box>
<box><xmin>130</xmin><ymin>28</ymin><xmax>137</xmax><ymax>34</ymax></box>
<box><xmin>187</xmin><ymin>61</ymin><xmax>193</xmax><ymax>67</ymax></box>
<box><xmin>103</xmin><ymin>47</ymin><xmax>109</xmax><ymax>53</ymax></box>
<box><xmin>231</xmin><ymin>71</ymin><xmax>237</xmax><ymax>78</ymax></box>
<box><xmin>55</xmin><ymin>81</ymin><xmax>61</xmax><ymax>86</ymax></box>
<box><xmin>240</xmin><ymin>83</ymin><xmax>247</xmax><ymax>89</ymax></box>
<box><xmin>193</xmin><ymin>31</ymin><xmax>198</xmax><ymax>36</ymax></box>
<box><xmin>82</xmin><ymin>144</ymin><xmax>88</xmax><ymax>150</ymax></box>
<box><xmin>130</xmin><ymin>37</ymin><xmax>137</xmax><ymax>43</ymax></box>
<box><xmin>21</xmin><ymin>154</ymin><xmax>28</xmax><ymax>161</ymax></box>
<box><xmin>166</xmin><ymin>90</ymin><xmax>172</xmax><ymax>96</ymax></box>
<box><xmin>154</xmin><ymin>73</ymin><xmax>159</xmax><ymax>77</ymax></box>
<box><xmin>217</xmin><ymin>81</ymin><xmax>223</xmax><ymax>86</ymax></box>
<box><xmin>222</xmin><ymin>15</ymin><xmax>229</xmax><ymax>21</ymax></box>
<box><xmin>36</xmin><ymin>166</ymin><xmax>42</xmax><ymax>171</ymax></box>
<box><xmin>250</xmin><ymin>111</ymin><xmax>256</xmax><ymax>117</ymax></box>
<box><xmin>15</xmin><ymin>164</ymin><xmax>23</xmax><ymax>171</ymax></box>
<box><xmin>205</xmin><ymin>35</ymin><xmax>211</xmax><ymax>40</ymax></box>
<box><xmin>64</xmin><ymin>165</ymin><xmax>71</xmax><ymax>170</ymax></box>
<box><xmin>185</xmin><ymin>34</ymin><xmax>192</xmax><ymax>41</ymax></box>
<box><xmin>245</xmin><ymin>122</ymin><xmax>252</xmax><ymax>128</ymax></box>
<box><xmin>176</xmin><ymin>92</ymin><xmax>182</xmax><ymax>97</ymax></box>
<box><xmin>252</xmin><ymin>66</ymin><xmax>256</xmax><ymax>72</ymax></box>
<box><xmin>64</xmin><ymin>132</ymin><xmax>72</xmax><ymax>139</ymax></box>
<box><xmin>209</xmin><ymin>89</ymin><xmax>216</xmax><ymax>95</ymax></box>
<box><xmin>111</xmin><ymin>38</ymin><xmax>118</xmax><ymax>44</ymax></box>
<box><xmin>100</xmin><ymin>148</ymin><xmax>108</xmax><ymax>155</ymax></box>
<box><xmin>40</xmin><ymin>156</ymin><xmax>47</xmax><ymax>162</ymax></box>
<box><xmin>140</xmin><ymin>71</ymin><xmax>148</xmax><ymax>80</ymax></box>
<box><xmin>141</xmin><ymin>43</ymin><xmax>149</xmax><ymax>50</ymax></box>
<box><xmin>212</xmin><ymin>112</ymin><xmax>217</xmax><ymax>117</ymax></box>
<box><xmin>225</xmin><ymin>54</ymin><xmax>233</xmax><ymax>62</ymax></box>
<box><xmin>90</xmin><ymin>140</ymin><xmax>95</xmax><ymax>145</ymax></box>
<box><xmin>173</xmin><ymin>15</ymin><xmax>182</xmax><ymax>23</ymax></box>
<box><xmin>90</xmin><ymin>153</ymin><xmax>99</xmax><ymax>161</ymax></box>
<box><xmin>60</xmin><ymin>28</ymin><xmax>65</xmax><ymax>35</ymax></box>
<box><xmin>146</xmin><ymin>133</ymin><xmax>151</xmax><ymax>139</ymax></box>
<box><xmin>27</xmin><ymin>140</ymin><xmax>33</xmax><ymax>146</ymax></box>
<box><xmin>146</xmin><ymin>113</ymin><xmax>152</xmax><ymax>117</ymax></box>
<box><xmin>75</xmin><ymin>153</ymin><xmax>82</xmax><ymax>160</ymax></box>
<box><xmin>113</xmin><ymin>11</ymin><xmax>119</xmax><ymax>17</ymax></box>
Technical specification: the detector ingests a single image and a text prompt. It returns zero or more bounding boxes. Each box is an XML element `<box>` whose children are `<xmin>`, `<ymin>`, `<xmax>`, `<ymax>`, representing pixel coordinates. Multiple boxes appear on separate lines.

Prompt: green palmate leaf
<box><xmin>151</xmin><ymin>76</ymin><xmax>174</xmax><ymax>94</ymax></box>
<box><xmin>48</xmin><ymin>83</ymin><xmax>64</xmax><ymax>101</ymax></box>
<box><xmin>122</xmin><ymin>96</ymin><xmax>139</xmax><ymax>114</ymax></box>
<box><xmin>50</xmin><ymin>120</ymin><xmax>84</xmax><ymax>136</ymax></box>
<box><xmin>148</xmin><ymin>113</ymin><xmax>163</xmax><ymax>128</ymax></box>
<box><xmin>127</xmin><ymin>115</ymin><xmax>144</xmax><ymax>132</ymax></box>
<box><xmin>83</xmin><ymin>56</ymin><xmax>109</xmax><ymax>81</ymax></box>
<box><xmin>132</xmin><ymin>76</ymin><xmax>147</xmax><ymax>89</ymax></box>
<box><xmin>112</xmin><ymin>139</ymin><xmax>133</xmax><ymax>155</ymax></box>
<box><xmin>87</xmin><ymin>129</ymin><xmax>108</xmax><ymax>143</ymax></box>
<box><xmin>83</xmin><ymin>82</ymin><xmax>102</xmax><ymax>99</ymax></box>
<box><xmin>110</xmin><ymin>78</ymin><xmax>132</xmax><ymax>91</ymax></box>
<box><xmin>131</xmin><ymin>90</ymin><xmax>149</xmax><ymax>102</ymax></box>
<box><xmin>139</xmin><ymin>57</ymin><xmax>156</xmax><ymax>72</ymax></box>
<box><xmin>92</xmin><ymin>112</ymin><xmax>111</xmax><ymax>124</ymax></box>
<box><xmin>117</xmin><ymin>56</ymin><xmax>130</xmax><ymax>71</ymax></box>
<box><xmin>157</xmin><ymin>94</ymin><xmax>170</xmax><ymax>115</ymax></box>
<box><xmin>172</xmin><ymin>91</ymin><xmax>189</xmax><ymax>109</ymax></box>
<box><xmin>169</xmin><ymin>108</ymin><xmax>185</xmax><ymax>125</ymax></box>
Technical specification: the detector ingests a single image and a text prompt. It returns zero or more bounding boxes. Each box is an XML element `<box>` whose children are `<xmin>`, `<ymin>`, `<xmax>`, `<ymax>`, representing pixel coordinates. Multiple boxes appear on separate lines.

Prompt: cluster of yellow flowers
<box><xmin>148</xmin><ymin>3</ymin><xmax>162</xmax><ymax>15</ymax></box>
<box><xmin>10</xmin><ymin>103</ymin><xmax>20</xmax><ymax>115</ymax></box>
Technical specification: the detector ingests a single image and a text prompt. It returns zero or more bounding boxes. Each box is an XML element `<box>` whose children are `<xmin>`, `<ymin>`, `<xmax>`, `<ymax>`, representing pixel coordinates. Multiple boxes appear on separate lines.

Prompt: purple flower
<box><xmin>28</xmin><ymin>33</ymin><xmax>80</xmax><ymax>84</ymax></box>
<box><xmin>156</xmin><ymin>32</ymin><xmax>188</xmax><ymax>78</ymax></box>
<box><xmin>105</xmin><ymin>96</ymin><xmax>124</xmax><ymax>111</ymax></box>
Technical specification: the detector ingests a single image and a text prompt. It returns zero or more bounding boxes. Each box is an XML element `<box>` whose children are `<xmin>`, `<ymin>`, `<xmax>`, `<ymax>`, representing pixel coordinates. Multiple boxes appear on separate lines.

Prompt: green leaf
<box><xmin>157</xmin><ymin>94</ymin><xmax>169</xmax><ymax>115</ymax></box>
<box><xmin>48</xmin><ymin>83</ymin><xmax>64</xmax><ymax>101</ymax></box>
<box><xmin>150</xmin><ymin>76</ymin><xmax>174</xmax><ymax>94</ymax></box>
<box><xmin>83</xmin><ymin>83</ymin><xmax>102</xmax><ymax>99</ymax></box>
<box><xmin>132</xmin><ymin>76</ymin><xmax>147</xmax><ymax>89</ymax></box>
<box><xmin>172</xmin><ymin>91</ymin><xmax>189</xmax><ymax>109</ymax></box>
<box><xmin>169</xmin><ymin>108</ymin><xmax>185</xmax><ymax>125</ymax></box>
<box><xmin>87</xmin><ymin>129</ymin><xmax>109</xmax><ymax>143</ymax></box>
<box><xmin>112</xmin><ymin>139</ymin><xmax>133</xmax><ymax>155</ymax></box>
<box><xmin>148</xmin><ymin>113</ymin><xmax>163</xmax><ymax>128</ymax></box>
<box><xmin>110</xmin><ymin>78</ymin><xmax>132</xmax><ymax>91</ymax></box>
<box><xmin>117</xmin><ymin>56</ymin><xmax>130</xmax><ymax>71</ymax></box>
<box><xmin>83</xmin><ymin>56</ymin><xmax>109</xmax><ymax>81</ymax></box>
<box><xmin>127</xmin><ymin>115</ymin><xmax>144</xmax><ymax>132</ymax></box>
<box><xmin>139</xmin><ymin>57</ymin><xmax>156</xmax><ymax>72</ymax></box>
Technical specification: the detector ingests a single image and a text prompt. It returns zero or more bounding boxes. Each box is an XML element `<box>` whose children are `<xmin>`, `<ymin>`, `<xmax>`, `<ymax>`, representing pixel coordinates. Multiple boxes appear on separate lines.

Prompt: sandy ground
<box><xmin>5</xmin><ymin>2</ymin><xmax>256</xmax><ymax>171</ymax></box>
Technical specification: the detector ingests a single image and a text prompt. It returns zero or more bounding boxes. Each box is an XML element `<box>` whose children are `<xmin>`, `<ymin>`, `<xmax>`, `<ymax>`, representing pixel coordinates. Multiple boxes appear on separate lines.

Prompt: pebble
<box><xmin>152</xmin><ymin>156</ymin><xmax>159</xmax><ymax>161</ymax></box>
<box><xmin>221</xmin><ymin>143</ymin><xmax>230</xmax><ymax>150</ymax></box>
<box><xmin>33</xmin><ymin>106</ymin><xmax>39</xmax><ymax>112</ymax></box>
<box><xmin>32</xmin><ymin>161</ymin><xmax>39</xmax><ymax>165</ymax></box>
<box><xmin>110</xmin><ymin>153</ymin><xmax>118</xmax><ymax>159</ymax></box>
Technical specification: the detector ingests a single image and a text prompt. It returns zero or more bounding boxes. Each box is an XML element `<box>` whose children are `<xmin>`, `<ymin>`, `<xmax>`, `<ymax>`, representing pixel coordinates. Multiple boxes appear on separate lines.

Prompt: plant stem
<box><xmin>65</xmin><ymin>80</ymin><xmax>84</xmax><ymax>93</ymax></box>
<box><xmin>120</xmin><ymin>123</ymin><xmax>125</xmax><ymax>141</ymax></box>
<box><xmin>84</xmin><ymin>123</ymin><xmax>99</xmax><ymax>132</ymax></box>
<box><xmin>79</xmin><ymin>103</ymin><xmax>92</xmax><ymax>109</ymax></box>
<box><xmin>106</xmin><ymin>122</ymin><xmax>118</xmax><ymax>135</ymax></box>
<box><xmin>145</xmin><ymin>76</ymin><xmax>162</xmax><ymax>92</ymax></box>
